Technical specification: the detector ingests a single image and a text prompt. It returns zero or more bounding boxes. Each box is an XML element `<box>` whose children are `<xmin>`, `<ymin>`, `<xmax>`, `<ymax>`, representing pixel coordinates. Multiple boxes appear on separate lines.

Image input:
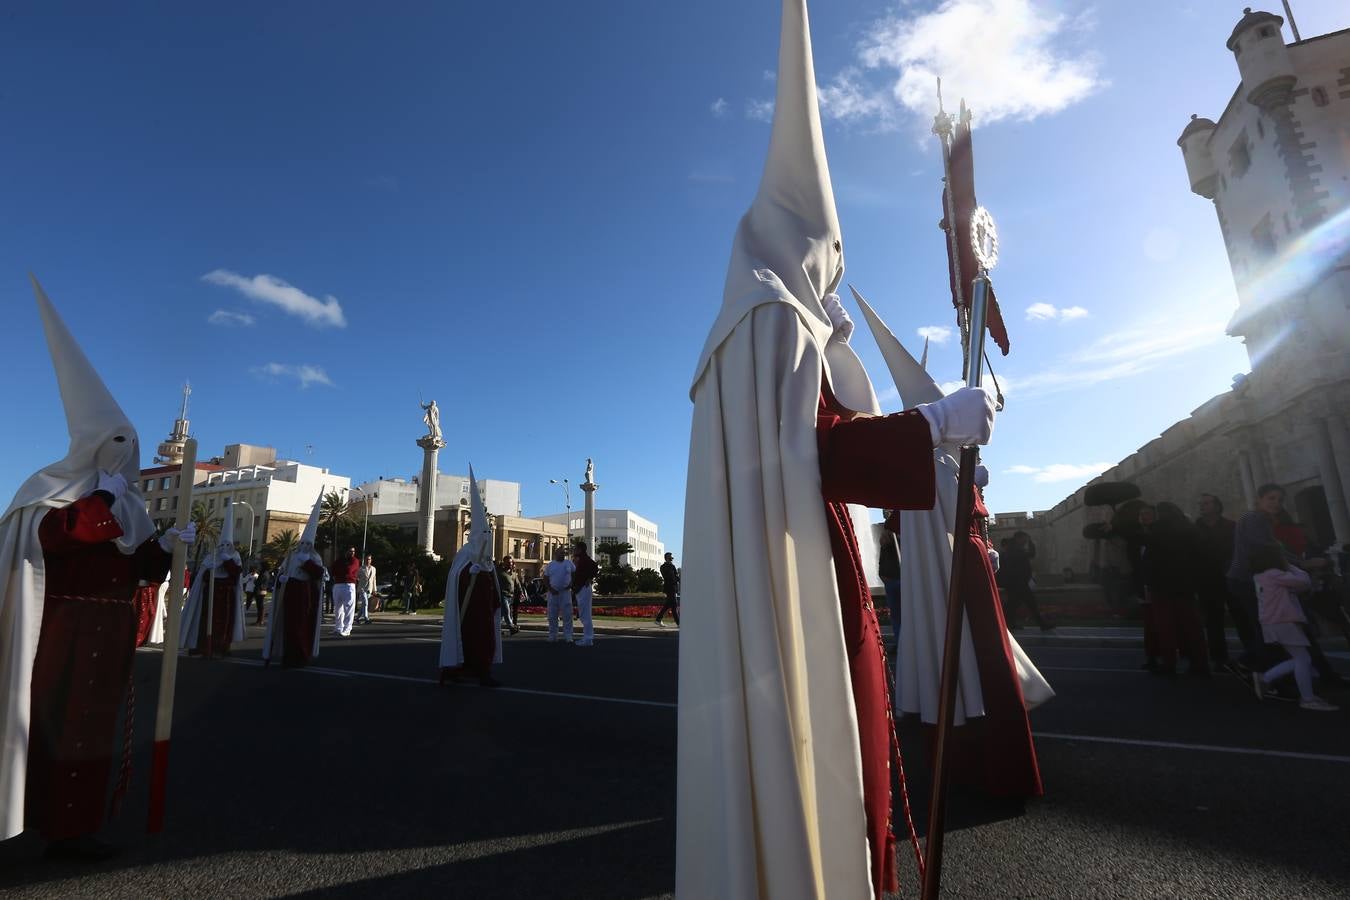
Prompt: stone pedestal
<box><xmin>416</xmin><ymin>435</ymin><xmax>446</xmax><ymax>558</ymax></box>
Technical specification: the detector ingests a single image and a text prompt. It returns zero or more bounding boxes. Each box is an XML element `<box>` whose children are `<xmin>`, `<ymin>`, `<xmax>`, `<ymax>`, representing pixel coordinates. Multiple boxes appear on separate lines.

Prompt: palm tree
<box><xmin>188</xmin><ymin>501</ymin><xmax>222</xmax><ymax>567</ymax></box>
<box><xmin>595</xmin><ymin>540</ymin><xmax>635</xmax><ymax>569</ymax></box>
<box><xmin>262</xmin><ymin>529</ymin><xmax>298</xmax><ymax>570</ymax></box>
<box><xmin>320</xmin><ymin>490</ymin><xmax>355</xmax><ymax>564</ymax></box>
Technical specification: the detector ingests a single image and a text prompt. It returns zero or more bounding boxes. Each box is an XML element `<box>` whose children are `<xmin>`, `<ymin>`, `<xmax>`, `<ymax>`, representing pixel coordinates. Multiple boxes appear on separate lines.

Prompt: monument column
<box><xmin>416</xmin><ymin>399</ymin><xmax>445</xmax><ymax>559</ymax></box>
<box><xmin>581</xmin><ymin>457</ymin><xmax>598</xmax><ymax>557</ymax></box>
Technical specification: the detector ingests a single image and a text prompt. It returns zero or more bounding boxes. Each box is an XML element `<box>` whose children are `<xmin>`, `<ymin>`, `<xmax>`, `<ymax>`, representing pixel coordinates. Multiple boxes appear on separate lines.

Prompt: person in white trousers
<box><xmin>357</xmin><ymin>554</ymin><xmax>376</xmax><ymax>625</ymax></box>
<box><xmin>545</xmin><ymin>546</ymin><xmax>575</xmax><ymax>643</ymax></box>
<box><xmin>331</xmin><ymin>546</ymin><xmax>360</xmax><ymax>637</ymax></box>
<box><xmin>571</xmin><ymin>542</ymin><xmax>600</xmax><ymax>647</ymax></box>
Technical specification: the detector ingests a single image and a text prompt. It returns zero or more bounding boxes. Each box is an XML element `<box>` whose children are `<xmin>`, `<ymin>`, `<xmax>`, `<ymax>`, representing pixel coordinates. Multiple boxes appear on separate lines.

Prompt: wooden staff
<box><xmin>204</xmin><ymin>553</ymin><xmax>216</xmax><ymax>658</ymax></box>
<box><xmin>922</xmin><ymin>260</ymin><xmax>994</xmax><ymax>900</ymax></box>
<box><xmin>148</xmin><ymin>437</ymin><xmax>196</xmax><ymax>833</ymax></box>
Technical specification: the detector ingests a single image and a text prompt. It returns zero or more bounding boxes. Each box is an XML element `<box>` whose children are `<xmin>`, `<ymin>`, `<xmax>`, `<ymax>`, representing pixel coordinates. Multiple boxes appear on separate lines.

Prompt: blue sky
<box><xmin>2</xmin><ymin>1</ymin><xmax>1345</xmax><ymax>559</ymax></box>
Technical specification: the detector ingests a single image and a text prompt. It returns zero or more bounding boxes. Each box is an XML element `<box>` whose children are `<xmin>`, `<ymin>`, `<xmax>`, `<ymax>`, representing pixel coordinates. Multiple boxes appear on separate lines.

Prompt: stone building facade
<box><xmin>991</xmin><ymin>9</ymin><xmax>1350</xmax><ymax>580</ymax></box>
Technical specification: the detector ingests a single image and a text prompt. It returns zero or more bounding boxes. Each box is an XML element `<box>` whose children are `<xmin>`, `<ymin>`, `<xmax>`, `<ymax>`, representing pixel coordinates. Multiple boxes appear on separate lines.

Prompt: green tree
<box><xmin>261</xmin><ymin>529</ymin><xmax>298</xmax><ymax>570</ymax></box>
<box><xmin>188</xmin><ymin>501</ymin><xmax>221</xmax><ymax>567</ymax></box>
<box><xmin>634</xmin><ymin>567</ymin><xmax>663</xmax><ymax>593</ymax></box>
<box><xmin>595</xmin><ymin>540</ymin><xmax>635</xmax><ymax>569</ymax></box>
<box><xmin>318</xmin><ymin>490</ymin><xmax>356</xmax><ymax>563</ymax></box>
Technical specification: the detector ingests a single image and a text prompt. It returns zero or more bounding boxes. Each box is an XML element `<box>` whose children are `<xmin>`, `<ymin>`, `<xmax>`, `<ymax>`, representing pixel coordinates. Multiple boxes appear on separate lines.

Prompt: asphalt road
<box><xmin>1</xmin><ymin>613</ymin><xmax>1347</xmax><ymax>899</ymax></box>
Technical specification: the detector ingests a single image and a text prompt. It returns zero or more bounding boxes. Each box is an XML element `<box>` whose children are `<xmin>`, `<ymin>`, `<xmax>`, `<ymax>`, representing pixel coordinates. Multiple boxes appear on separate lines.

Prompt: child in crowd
<box><xmin>1250</xmin><ymin>543</ymin><xmax>1339</xmax><ymax>712</ymax></box>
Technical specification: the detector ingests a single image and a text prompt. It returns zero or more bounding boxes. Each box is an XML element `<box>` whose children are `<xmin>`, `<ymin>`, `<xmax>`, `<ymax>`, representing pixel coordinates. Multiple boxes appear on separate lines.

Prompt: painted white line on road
<box><xmin>1033</xmin><ymin>732</ymin><xmax>1350</xmax><ymax>765</ymax></box>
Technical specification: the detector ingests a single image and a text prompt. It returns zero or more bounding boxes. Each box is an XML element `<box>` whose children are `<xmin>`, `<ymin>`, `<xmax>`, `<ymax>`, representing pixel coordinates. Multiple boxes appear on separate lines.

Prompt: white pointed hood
<box><xmin>850</xmin><ymin>285</ymin><xmax>945</xmax><ymax>408</ymax></box>
<box><xmin>299</xmin><ymin>488</ymin><xmax>324</xmax><ymax>546</ymax></box>
<box><xmin>460</xmin><ymin>466</ymin><xmax>494</xmax><ymax>572</ymax></box>
<box><xmin>3</xmin><ymin>276</ymin><xmax>152</xmax><ymax>552</ymax></box>
<box><xmin>691</xmin><ymin>0</ymin><xmax>878</xmax><ymax>415</ymax></box>
<box><xmin>219</xmin><ymin>497</ymin><xmax>235</xmax><ymax>547</ymax></box>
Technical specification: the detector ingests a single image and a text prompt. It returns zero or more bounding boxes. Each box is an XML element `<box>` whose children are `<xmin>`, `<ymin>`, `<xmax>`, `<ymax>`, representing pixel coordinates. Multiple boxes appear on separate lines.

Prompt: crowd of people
<box><xmin>1103</xmin><ymin>484</ymin><xmax>1345</xmax><ymax>711</ymax></box>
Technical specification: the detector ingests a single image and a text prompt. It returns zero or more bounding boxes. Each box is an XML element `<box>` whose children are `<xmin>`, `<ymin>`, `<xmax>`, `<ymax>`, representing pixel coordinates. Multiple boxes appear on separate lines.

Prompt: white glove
<box><xmin>917</xmin><ymin>386</ymin><xmax>996</xmax><ymax>447</ymax></box>
<box><xmin>975</xmin><ymin>464</ymin><xmax>990</xmax><ymax>489</ymax></box>
<box><xmin>96</xmin><ymin>470</ymin><xmax>128</xmax><ymax>503</ymax></box>
<box><xmin>988</xmin><ymin>548</ymin><xmax>1000</xmax><ymax>573</ymax></box>
<box><xmin>822</xmin><ymin>292</ymin><xmax>854</xmax><ymax>343</ymax></box>
<box><xmin>159</xmin><ymin>521</ymin><xmax>198</xmax><ymax>553</ymax></box>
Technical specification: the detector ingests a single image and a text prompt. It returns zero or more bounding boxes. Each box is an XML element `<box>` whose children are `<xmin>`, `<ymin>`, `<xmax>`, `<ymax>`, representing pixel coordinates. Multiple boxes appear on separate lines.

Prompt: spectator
<box><xmin>657</xmin><ymin>552</ymin><xmax>680</xmax><ymax>627</ymax></box>
<box><xmin>1195</xmin><ymin>494</ymin><xmax>1240</xmax><ymax>670</ymax></box>
<box><xmin>331</xmin><ymin>546</ymin><xmax>359</xmax><ymax>637</ymax></box>
<box><xmin>357</xmin><ymin>554</ymin><xmax>376</xmax><ymax>624</ymax></box>
<box><xmin>1127</xmin><ymin>504</ymin><xmax>1160</xmax><ymax>670</ymax></box>
<box><xmin>1227</xmin><ymin>483</ymin><xmax>1330</xmax><ymax>670</ymax></box>
<box><xmin>1000</xmin><ymin>531</ymin><xmax>1051</xmax><ymax>633</ymax></box>
<box><xmin>545</xmin><ymin>546</ymin><xmax>575</xmax><ymax>642</ymax></box>
<box><xmin>571</xmin><ymin>542</ymin><xmax>600</xmax><ymax>647</ymax></box>
<box><xmin>403</xmin><ymin>564</ymin><xmax>422</xmax><ymax>615</ymax></box>
<box><xmin>1143</xmin><ymin>502</ymin><xmax>1208</xmax><ymax>676</ymax></box>
<box><xmin>243</xmin><ymin>567</ymin><xmax>260</xmax><ymax>620</ymax></box>
<box><xmin>496</xmin><ymin>555</ymin><xmax>523</xmax><ymax>635</ymax></box>
<box><xmin>1249</xmin><ymin>543</ymin><xmax>1339</xmax><ymax>711</ymax></box>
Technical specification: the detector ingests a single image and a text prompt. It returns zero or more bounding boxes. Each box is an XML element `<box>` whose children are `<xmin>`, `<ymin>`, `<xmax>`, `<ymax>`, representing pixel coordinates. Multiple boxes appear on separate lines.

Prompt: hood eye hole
<box><xmin>833</xmin><ymin>240</ymin><xmax>841</xmax><ymax>253</ymax></box>
<box><xmin>113</xmin><ymin>436</ymin><xmax>127</xmax><ymax>443</ymax></box>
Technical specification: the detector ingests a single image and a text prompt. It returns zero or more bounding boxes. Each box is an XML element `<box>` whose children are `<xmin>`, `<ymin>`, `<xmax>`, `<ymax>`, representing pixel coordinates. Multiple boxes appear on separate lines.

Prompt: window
<box><xmin>1258</xmin><ymin>26</ymin><xmax>1273</xmax><ymax>39</ymax></box>
<box><xmin>171</xmin><ymin>496</ymin><xmax>178</xmax><ymax>509</ymax></box>
<box><xmin>1311</xmin><ymin>87</ymin><xmax>1329</xmax><ymax>107</ymax></box>
<box><xmin>161</xmin><ymin>477</ymin><xmax>171</xmax><ymax>490</ymax></box>
<box><xmin>1229</xmin><ymin>132</ymin><xmax>1251</xmax><ymax>177</ymax></box>
<box><xmin>1251</xmin><ymin>216</ymin><xmax>1277</xmax><ymax>262</ymax></box>
<box><xmin>156</xmin><ymin>498</ymin><xmax>167</xmax><ymax>511</ymax></box>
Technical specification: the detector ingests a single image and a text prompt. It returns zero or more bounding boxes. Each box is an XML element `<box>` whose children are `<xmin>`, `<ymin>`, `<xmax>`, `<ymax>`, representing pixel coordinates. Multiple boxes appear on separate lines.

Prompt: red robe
<box><xmin>276</xmin><ymin>562</ymin><xmax>323</xmax><ymax>668</ymax></box>
<box><xmin>817</xmin><ymin>391</ymin><xmax>937</xmax><ymax>897</ymax></box>
<box><xmin>939</xmin><ymin>490</ymin><xmax>1044</xmax><ymax>799</ymax></box>
<box><xmin>190</xmin><ymin>560</ymin><xmax>242</xmax><ymax>657</ymax></box>
<box><xmin>28</xmin><ymin>493</ymin><xmax>170</xmax><ymax>841</ymax></box>
<box><xmin>444</xmin><ymin>567</ymin><xmax>500</xmax><ymax>678</ymax></box>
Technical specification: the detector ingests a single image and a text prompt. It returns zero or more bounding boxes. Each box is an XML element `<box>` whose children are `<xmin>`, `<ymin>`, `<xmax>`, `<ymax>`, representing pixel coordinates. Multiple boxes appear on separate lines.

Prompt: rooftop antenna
<box><xmin>1281</xmin><ymin>1</ymin><xmax>1302</xmax><ymax>42</ymax></box>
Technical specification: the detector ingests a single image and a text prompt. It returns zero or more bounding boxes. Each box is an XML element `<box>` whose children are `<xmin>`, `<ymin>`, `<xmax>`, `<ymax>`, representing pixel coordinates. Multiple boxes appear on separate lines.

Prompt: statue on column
<box><xmin>420</xmin><ymin>399</ymin><xmax>443</xmax><ymax>444</ymax></box>
<box><xmin>584</xmin><ymin>457</ymin><xmax>594</xmax><ymax>485</ymax></box>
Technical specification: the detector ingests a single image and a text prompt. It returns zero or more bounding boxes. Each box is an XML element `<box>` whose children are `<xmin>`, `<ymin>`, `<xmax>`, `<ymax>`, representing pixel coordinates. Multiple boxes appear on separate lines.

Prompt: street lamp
<box><xmin>233</xmin><ymin>499</ymin><xmax>257</xmax><ymax>562</ymax></box>
<box><xmin>354</xmin><ymin>488</ymin><xmax>379</xmax><ymax>558</ymax></box>
<box><xmin>549</xmin><ymin>478</ymin><xmax>571</xmax><ymax>549</ymax></box>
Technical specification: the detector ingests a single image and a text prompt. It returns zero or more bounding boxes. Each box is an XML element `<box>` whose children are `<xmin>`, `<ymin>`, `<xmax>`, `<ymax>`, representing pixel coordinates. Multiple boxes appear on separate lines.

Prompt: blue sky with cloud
<box><xmin>1</xmin><ymin>1</ymin><xmax>1344</xmax><ymax>557</ymax></box>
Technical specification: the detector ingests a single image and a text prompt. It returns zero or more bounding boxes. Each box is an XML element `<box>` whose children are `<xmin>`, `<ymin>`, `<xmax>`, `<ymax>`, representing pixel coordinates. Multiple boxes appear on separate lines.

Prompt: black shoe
<box><xmin>44</xmin><ymin>835</ymin><xmax>120</xmax><ymax>861</ymax></box>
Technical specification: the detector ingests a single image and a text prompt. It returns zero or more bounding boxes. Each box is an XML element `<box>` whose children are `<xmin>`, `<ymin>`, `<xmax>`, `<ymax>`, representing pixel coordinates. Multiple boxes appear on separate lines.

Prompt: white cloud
<box><xmin>917</xmin><ymin>325</ymin><xmax>953</xmax><ymax>344</ymax></box>
<box><xmin>1005</xmin><ymin>462</ymin><xmax>1114</xmax><ymax>483</ymax></box>
<box><xmin>858</xmin><ymin>0</ymin><xmax>1104</xmax><ymax>126</ymax></box>
<box><xmin>203</xmin><ymin>270</ymin><xmax>347</xmax><ymax>328</ymax></box>
<box><xmin>710</xmin><ymin>97</ymin><xmax>729</xmax><ymax>118</ymax></box>
<box><xmin>250</xmin><ymin>363</ymin><xmax>335</xmax><ymax>389</ymax></box>
<box><xmin>817</xmin><ymin>70</ymin><xmax>894</xmax><ymax>128</ymax></box>
<box><xmin>1006</xmin><ymin>311</ymin><xmax>1230</xmax><ymax>397</ymax></box>
<box><xmin>1026</xmin><ymin>302</ymin><xmax>1089</xmax><ymax>322</ymax></box>
<box><xmin>746</xmin><ymin>99</ymin><xmax>775</xmax><ymax>122</ymax></box>
<box><xmin>207</xmin><ymin>309</ymin><xmax>255</xmax><ymax>327</ymax></box>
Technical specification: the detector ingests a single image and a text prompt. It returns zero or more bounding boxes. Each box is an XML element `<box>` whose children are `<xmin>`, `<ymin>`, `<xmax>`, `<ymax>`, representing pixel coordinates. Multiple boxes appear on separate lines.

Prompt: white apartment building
<box><xmin>352</xmin><ymin>473</ymin><xmax>521</xmax><ymax>518</ymax></box>
<box><xmin>536</xmin><ymin>508</ymin><xmax>667</xmax><ymax>571</ymax></box>
<box><xmin>186</xmin><ymin>449</ymin><xmax>352</xmax><ymax>554</ymax></box>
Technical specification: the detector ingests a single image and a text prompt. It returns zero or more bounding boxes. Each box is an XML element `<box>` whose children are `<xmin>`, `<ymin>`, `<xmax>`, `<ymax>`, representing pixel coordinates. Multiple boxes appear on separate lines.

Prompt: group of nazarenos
<box><xmin>0</xmin><ymin>0</ymin><xmax>1053</xmax><ymax>893</ymax></box>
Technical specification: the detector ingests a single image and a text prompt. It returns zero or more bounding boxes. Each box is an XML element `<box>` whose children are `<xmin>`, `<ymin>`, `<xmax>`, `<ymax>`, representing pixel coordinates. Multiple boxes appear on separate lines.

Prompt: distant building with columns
<box><xmin>535</xmin><ymin>508</ymin><xmax>667</xmax><ymax>571</ymax></box>
<box><xmin>991</xmin><ymin>8</ymin><xmax>1350</xmax><ymax>579</ymax></box>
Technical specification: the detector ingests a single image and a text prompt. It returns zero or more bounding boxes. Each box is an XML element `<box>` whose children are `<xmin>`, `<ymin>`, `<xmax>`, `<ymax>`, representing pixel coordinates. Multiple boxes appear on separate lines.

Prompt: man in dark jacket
<box><xmin>1195</xmin><ymin>494</ymin><xmax>1240</xmax><ymax>668</ymax></box>
<box><xmin>657</xmin><ymin>552</ymin><xmax>680</xmax><ymax>626</ymax></box>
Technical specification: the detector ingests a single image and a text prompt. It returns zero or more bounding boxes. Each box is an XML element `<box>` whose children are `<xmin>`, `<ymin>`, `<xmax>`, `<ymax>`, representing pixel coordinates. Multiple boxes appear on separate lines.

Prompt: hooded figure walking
<box><xmin>0</xmin><ymin>277</ymin><xmax>196</xmax><ymax>858</ymax></box>
<box><xmin>261</xmin><ymin>491</ymin><xmax>325</xmax><ymax>668</ymax></box>
<box><xmin>677</xmin><ymin>3</ymin><xmax>997</xmax><ymax>897</ymax></box>
<box><xmin>440</xmin><ymin>468</ymin><xmax>502</xmax><ymax>687</ymax></box>
<box><xmin>180</xmin><ymin>497</ymin><xmax>245</xmax><ymax>658</ymax></box>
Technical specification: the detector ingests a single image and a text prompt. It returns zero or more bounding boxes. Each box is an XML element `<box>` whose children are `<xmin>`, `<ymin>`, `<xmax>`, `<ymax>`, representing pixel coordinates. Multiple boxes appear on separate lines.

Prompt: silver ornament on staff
<box><xmin>921</xmin><ymin>207</ymin><xmax>998</xmax><ymax>900</ymax></box>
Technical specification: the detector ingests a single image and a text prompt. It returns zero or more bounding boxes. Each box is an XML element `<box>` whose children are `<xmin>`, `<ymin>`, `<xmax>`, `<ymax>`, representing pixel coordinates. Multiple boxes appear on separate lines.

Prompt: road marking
<box><xmin>1033</xmin><ymin>732</ymin><xmax>1350</xmax><ymax>765</ymax></box>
